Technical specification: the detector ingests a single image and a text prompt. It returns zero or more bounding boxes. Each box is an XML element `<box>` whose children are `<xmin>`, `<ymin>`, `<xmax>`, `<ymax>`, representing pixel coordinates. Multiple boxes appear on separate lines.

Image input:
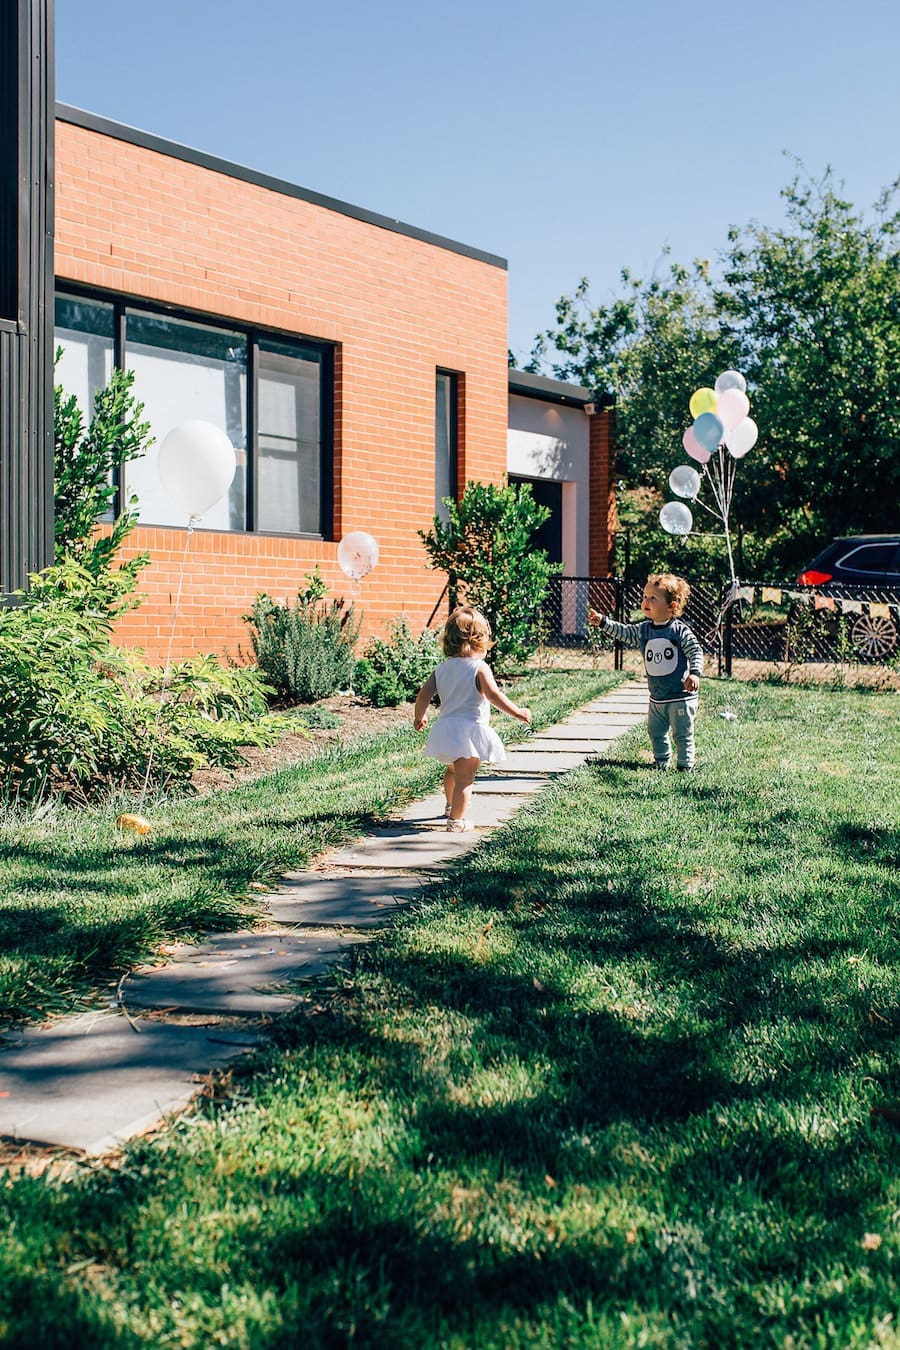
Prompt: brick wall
<box><xmin>55</xmin><ymin>116</ymin><xmax>509</xmax><ymax>661</ymax></box>
<box><xmin>588</xmin><ymin>405</ymin><xmax>617</xmax><ymax>576</ymax></box>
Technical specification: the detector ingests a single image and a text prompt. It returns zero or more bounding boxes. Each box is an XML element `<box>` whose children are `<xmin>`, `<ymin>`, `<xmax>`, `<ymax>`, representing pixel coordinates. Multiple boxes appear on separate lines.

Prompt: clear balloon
<box><xmin>692</xmin><ymin>411</ymin><xmax>725</xmax><ymax>451</ymax></box>
<box><xmin>337</xmin><ymin>531</ymin><xmax>380</xmax><ymax>580</ymax></box>
<box><xmin>716</xmin><ymin>388</ymin><xmax>750</xmax><ymax>432</ymax></box>
<box><xmin>682</xmin><ymin>426</ymin><xmax>712</xmax><ymax>464</ymax></box>
<box><xmin>669</xmin><ymin>465</ymin><xmax>701</xmax><ymax>499</ymax></box>
<box><xmin>659</xmin><ymin>501</ymin><xmax>693</xmax><ymax>536</ymax></box>
<box><xmin>689</xmin><ymin>387</ymin><xmax>718</xmax><ymax>419</ymax></box>
<box><xmin>157</xmin><ymin>420</ymin><xmax>237</xmax><ymax>517</ymax></box>
<box><xmin>725</xmin><ymin>416</ymin><xmax>758</xmax><ymax>458</ymax></box>
<box><xmin>714</xmin><ymin>370</ymin><xmax>747</xmax><ymax>394</ymax></box>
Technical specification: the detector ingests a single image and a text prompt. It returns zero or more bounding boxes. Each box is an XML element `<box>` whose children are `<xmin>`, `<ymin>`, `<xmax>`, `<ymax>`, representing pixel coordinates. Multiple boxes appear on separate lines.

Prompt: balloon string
<box><xmin>136</xmin><ymin>514</ymin><xmax>200</xmax><ymax>812</ymax></box>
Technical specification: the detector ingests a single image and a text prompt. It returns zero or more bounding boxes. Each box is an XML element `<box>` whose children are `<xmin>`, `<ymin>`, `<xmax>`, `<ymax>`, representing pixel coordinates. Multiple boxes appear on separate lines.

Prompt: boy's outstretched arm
<box><xmin>413</xmin><ymin>673</ymin><xmax>437</xmax><ymax>731</ymax></box>
<box><xmin>588</xmin><ymin>609</ymin><xmax>643</xmax><ymax>646</ymax></box>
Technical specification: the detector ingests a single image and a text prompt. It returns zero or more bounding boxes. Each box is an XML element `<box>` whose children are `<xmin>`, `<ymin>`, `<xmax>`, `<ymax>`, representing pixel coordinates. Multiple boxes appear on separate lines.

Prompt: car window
<box><xmin>836</xmin><ymin>543</ymin><xmax>900</xmax><ymax>573</ymax></box>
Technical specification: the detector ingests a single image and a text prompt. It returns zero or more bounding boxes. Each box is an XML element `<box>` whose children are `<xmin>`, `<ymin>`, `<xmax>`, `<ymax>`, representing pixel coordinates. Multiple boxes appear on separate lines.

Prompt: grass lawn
<box><xmin>1</xmin><ymin>677</ymin><xmax>898</xmax><ymax>1347</ymax></box>
<box><xmin>0</xmin><ymin>667</ymin><xmax>622</xmax><ymax>1027</ymax></box>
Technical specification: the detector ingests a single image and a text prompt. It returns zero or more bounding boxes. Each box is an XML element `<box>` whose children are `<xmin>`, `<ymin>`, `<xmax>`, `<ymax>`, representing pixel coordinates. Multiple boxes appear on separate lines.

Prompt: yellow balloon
<box><xmin>689</xmin><ymin>387</ymin><xmax>718</xmax><ymax>418</ymax></box>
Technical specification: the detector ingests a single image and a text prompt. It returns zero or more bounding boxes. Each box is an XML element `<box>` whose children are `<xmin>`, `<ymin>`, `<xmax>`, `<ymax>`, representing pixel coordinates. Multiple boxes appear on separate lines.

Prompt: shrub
<box><xmin>419</xmin><ymin>479</ymin><xmax>561</xmax><ymax>670</ymax></box>
<box><xmin>0</xmin><ymin>561</ymin><xmax>291</xmax><ymax>804</ymax></box>
<box><xmin>353</xmin><ymin>617</ymin><xmax>442</xmax><ymax>707</ymax></box>
<box><xmin>245</xmin><ymin>568</ymin><xmax>360</xmax><ymax>703</ymax></box>
<box><xmin>54</xmin><ymin>363</ymin><xmax>153</xmax><ymax>592</ymax></box>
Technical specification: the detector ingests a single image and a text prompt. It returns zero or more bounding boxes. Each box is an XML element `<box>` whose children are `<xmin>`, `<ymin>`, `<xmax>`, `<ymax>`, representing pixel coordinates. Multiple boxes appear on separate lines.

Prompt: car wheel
<box><xmin>850</xmin><ymin>612</ymin><xmax>898</xmax><ymax>660</ymax></box>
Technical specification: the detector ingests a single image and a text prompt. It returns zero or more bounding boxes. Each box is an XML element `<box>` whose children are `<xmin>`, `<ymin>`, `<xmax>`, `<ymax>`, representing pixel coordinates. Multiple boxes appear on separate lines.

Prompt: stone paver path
<box><xmin>0</xmin><ymin>681</ymin><xmax>648</xmax><ymax>1154</ymax></box>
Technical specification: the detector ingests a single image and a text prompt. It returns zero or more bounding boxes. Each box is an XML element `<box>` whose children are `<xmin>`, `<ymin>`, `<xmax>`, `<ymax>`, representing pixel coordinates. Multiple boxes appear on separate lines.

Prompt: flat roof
<box><xmin>56</xmin><ymin>103</ymin><xmax>507</xmax><ymax>272</ymax></box>
<box><xmin>509</xmin><ymin>368</ymin><xmax>614</xmax><ymax>408</ymax></box>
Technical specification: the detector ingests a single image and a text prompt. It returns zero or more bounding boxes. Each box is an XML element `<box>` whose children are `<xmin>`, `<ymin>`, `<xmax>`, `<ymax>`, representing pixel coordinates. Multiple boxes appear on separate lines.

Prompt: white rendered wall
<box><xmin>507</xmin><ymin>394</ymin><xmax>590</xmax><ymax>576</ymax></box>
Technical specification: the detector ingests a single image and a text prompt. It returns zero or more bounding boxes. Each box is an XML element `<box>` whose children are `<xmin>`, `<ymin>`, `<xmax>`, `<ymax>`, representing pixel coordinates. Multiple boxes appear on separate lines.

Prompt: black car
<box><xmin>796</xmin><ymin>534</ymin><xmax>900</xmax><ymax>659</ymax></box>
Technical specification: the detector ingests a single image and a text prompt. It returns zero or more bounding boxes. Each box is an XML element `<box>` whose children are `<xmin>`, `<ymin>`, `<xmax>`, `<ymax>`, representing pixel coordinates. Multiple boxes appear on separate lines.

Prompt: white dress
<box><xmin>424</xmin><ymin>656</ymin><xmax>507</xmax><ymax>766</ymax></box>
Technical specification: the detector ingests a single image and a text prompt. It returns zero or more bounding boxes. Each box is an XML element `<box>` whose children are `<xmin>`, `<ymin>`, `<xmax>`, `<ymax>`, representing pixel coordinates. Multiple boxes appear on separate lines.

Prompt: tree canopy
<box><xmin>521</xmin><ymin>168</ymin><xmax>900</xmax><ymax>580</ymax></box>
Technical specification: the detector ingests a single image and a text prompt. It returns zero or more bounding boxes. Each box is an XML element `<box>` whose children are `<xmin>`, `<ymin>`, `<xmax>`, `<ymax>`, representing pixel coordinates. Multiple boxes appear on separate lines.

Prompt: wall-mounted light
<box><xmin>583</xmin><ymin>402</ymin><xmax>596</xmax><ymax>416</ymax></box>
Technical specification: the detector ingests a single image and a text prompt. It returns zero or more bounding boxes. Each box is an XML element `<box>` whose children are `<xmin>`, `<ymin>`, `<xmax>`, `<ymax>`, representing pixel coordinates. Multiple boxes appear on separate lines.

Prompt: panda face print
<box><xmin>644</xmin><ymin>637</ymin><xmax>678</xmax><ymax>675</ymax></box>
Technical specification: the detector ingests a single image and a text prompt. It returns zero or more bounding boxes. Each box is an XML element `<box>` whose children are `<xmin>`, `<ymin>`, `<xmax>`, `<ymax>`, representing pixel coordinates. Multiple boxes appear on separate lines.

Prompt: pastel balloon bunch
<box><xmin>681</xmin><ymin>370</ymin><xmax>758</xmax><ymax>464</ymax></box>
<box><xmin>658</xmin><ymin>371</ymin><xmax>758</xmax><ymax>601</ymax></box>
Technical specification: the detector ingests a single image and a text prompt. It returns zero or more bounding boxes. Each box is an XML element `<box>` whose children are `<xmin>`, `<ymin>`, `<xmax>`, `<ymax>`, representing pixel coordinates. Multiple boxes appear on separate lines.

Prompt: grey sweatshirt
<box><xmin>599</xmin><ymin>616</ymin><xmax>703</xmax><ymax>702</ymax></box>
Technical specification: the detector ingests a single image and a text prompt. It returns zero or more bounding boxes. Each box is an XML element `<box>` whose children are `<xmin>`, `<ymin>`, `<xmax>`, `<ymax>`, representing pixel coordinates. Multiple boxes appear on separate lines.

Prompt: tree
<box><xmin>528</xmin><ymin>167</ymin><xmax>900</xmax><ymax>581</ymax></box>
<box><xmin>419</xmin><ymin>480</ymin><xmax>560</xmax><ymax>670</ymax></box>
<box><xmin>526</xmin><ymin>259</ymin><xmax>738</xmax><ymax>581</ymax></box>
<box><xmin>721</xmin><ymin>168</ymin><xmax>900</xmax><ymax>571</ymax></box>
<box><xmin>54</xmin><ymin>363</ymin><xmax>153</xmax><ymax>592</ymax></box>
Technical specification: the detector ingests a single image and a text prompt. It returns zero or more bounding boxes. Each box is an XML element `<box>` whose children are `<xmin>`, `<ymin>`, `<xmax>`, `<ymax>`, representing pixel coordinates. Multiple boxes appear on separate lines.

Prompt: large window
<box><xmin>257</xmin><ymin>339</ymin><xmax>326</xmax><ymax>535</ymax></box>
<box><xmin>435</xmin><ymin>370</ymin><xmax>458</xmax><ymax>521</ymax></box>
<box><xmin>54</xmin><ymin>289</ymin><xmax>332</xmax><ymax>536</ymax></box>
<box><xmin>124</xmin><ymin>312</ymin><xmax>247</xmax><ymax>531</ymax></box>
<box><xmin>54</xmin><ymin>294</ymin><xmax>116</xmax><ymax>420</ymax></box>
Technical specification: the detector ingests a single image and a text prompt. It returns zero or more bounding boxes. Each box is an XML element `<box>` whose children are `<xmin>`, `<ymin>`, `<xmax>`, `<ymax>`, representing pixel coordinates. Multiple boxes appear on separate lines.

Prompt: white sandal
<box><xmin>446</xmin><ymin>818</ymin><xmax>473</xmax><ymax>833</ymax></box>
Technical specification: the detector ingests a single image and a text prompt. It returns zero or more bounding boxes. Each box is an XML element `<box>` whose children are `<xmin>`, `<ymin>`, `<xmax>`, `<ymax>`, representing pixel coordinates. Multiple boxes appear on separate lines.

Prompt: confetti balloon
<box><xmin>669</xmin><ymin>465</ymin><xmax>701</xmax><ymax>499</ymax></box>
<box><xmin>714</xmin><ymin>370</ymin><xmax>747</xmax><ymax>394</ymax></box>
<box><xmin>659</xmin><ymin>501</ymin><xmax>693</xmax><ymax>536</ymax></box>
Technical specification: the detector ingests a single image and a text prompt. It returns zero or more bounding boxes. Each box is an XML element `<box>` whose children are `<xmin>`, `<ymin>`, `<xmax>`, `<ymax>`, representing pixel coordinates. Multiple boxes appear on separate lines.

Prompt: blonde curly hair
<box><xmin>646</xmin><ymin>573</ymin><xmax>691</xmax><ymax>616</ymax></box>
<box><xmin>441</xmin><ymin>605</ymin><xmax>493</xmax><ymax>658</ymax></box>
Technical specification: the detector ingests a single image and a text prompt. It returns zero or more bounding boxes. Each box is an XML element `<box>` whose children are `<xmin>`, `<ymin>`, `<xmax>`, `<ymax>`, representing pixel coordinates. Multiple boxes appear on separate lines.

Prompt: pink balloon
<box><xmin>682</xmin><ymin>426</ymin><xmax>712</xmax><ymax>464</ymax></box>
<box><xmin>716</xmin><ymin>388</ymin><xmax>750</xmax><ymax>432</ymax></box>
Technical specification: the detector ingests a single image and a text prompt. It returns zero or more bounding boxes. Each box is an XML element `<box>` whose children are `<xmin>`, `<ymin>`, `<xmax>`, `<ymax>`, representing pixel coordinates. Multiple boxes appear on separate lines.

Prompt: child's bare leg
<box><xmin>449</xmin><ymin>756</ymin><xmax>480</xmax><ymax>821</ymax></box>
<box><xmin>443</xmin><ymin>765</ymin><xmax>455</xmax><ymax>812</ymax></box>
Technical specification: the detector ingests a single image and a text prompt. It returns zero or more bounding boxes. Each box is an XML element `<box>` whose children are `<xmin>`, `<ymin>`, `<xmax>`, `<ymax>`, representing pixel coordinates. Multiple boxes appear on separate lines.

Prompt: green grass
<box><xmin>1</xmin><ymin>678</ymin><xmax>898</xmax><ymax>1348</ymax></box>
<box><xmin>0</xmin><ymin>667</ymin><xmax>622</xmax><ymax>1027</ymax></box>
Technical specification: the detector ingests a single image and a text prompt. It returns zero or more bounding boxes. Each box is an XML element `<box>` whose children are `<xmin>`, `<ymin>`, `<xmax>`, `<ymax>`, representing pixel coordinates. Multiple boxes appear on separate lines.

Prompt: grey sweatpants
<box><xmin>648</xmin><ymin>697</ymin><xmax>698</xmax><ymax>769</ymax></box>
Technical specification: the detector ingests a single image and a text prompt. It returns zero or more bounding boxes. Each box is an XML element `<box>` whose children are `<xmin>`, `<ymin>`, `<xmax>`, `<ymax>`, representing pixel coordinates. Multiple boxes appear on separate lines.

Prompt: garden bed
<box><xmin>189</xmin><ymin>692</ymin><xmax>414</xmax><ymax>795</ymax></box>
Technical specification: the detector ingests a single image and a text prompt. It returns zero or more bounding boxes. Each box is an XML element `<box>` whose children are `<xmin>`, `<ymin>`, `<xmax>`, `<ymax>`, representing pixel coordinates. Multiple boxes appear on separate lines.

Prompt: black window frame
<box><xmin>435</xmin><ymin>368</ymin><xmax>459</xmax><ymax>519</ymax></box>
<box><xmin>54</xmin><ymin>282</ymin><xmax>335</xmax><ymax>539</ymax></box>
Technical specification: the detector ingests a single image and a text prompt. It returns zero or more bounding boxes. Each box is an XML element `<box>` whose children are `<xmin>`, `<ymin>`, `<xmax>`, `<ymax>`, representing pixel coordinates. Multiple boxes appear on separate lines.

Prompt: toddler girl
<box><xmin>414</xmin><ymin>606</ymin><xmax>531</xmax><ymax>831</ymax></box>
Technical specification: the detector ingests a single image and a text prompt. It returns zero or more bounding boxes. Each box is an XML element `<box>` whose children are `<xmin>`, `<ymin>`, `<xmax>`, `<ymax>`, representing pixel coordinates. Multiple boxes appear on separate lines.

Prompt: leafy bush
<box><xmin>245</xmin><ymin>568</ymin><xmax>360</xmax><ymax>703</ymax></box>
<box><xmin>54</xmin><ymin>363</ymin><xmax>152</xmax><ymax>593</ymax></box>
<box><xmin>353</xmin><ymin>617</ymin><xmax>442</xmax><ymax>707</ymax></box>
<box><xmin>419</xmin><ymin>479</ymin><xmax>561</xmax><ymax>670</ymax></box>
<box><xmin>0</xmin><ymin>561</ymin><xmax>291</xmax><ymax>804</ymax></box>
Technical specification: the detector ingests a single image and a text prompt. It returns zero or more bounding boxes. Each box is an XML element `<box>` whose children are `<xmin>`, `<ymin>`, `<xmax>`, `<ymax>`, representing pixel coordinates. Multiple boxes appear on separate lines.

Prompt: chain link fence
<box><xmin>541</xmin><ymin>576</ymin><xmax>900</xmax><ymax>681</ymax></box>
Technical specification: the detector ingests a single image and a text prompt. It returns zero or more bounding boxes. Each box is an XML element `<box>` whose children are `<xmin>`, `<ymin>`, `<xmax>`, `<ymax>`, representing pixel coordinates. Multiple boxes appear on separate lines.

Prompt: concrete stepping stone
<box><xmin>471</xmin><ymin>772</ymin><xmax>550</xmax><ymax>795</ymax></box>
<box><xmin>497</xmin><ymin>750</ymin><xmax>589</xmax><ymax>772</ymax></box>
<box><xmin>526</xmin><ymin>736</ymin><xmax>616</xmax><ymax>753</ymax></box>
<box><xmin>396</xmin><ymin>793</ymin><xmax>523</xmax><ymax>828</ymax></box>
<box><xmin>557</xmin><ymin>714</ymin><xmax>644</xmax><ymax>731</ymax></box>
<box><xmin>0</xmin><ymin>1012</ymin><xmax>259</xmax><ymax>1155</ymax></box>
<box><xmin>325</xmin><ymin>825</ymin><xmax>485</xmax><ymax>869</ymax></box>
<box><xmin>122</xmin><ymin>930</ymin><xmax>368</xmax><ymax>1016</ymax></box>
<box><xmin>263</xmin><ymin>873</ymin><xmax>426</xmax><ymax>927</ymax></box>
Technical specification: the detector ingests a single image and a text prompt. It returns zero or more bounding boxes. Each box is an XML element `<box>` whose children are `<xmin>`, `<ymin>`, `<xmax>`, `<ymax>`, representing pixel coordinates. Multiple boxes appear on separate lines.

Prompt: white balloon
<box><xmin>157</xmin><ymin>420</ymin><xmax>237</xmax><ymax>517</ymax></box>
<box><xmin>337</xmin><ymin>531</ymin><xmax>379</xmax><ymax>580</ymax></box>
<box><xmin>725</xmin><ymin>416</ymin><xmax>758</xmax><ymax>458</ymax></box>
<box><xmin>668</xmin><ymin>465</ymin><xmax>701</xmax><ymax>499</ymax></box>
<box><xmin>659</xmin><ymin>501</ymin><xmax>693</xmax><ymax>536</ymax></box>
<box><xmin>714</xmin><ymin>370</ymin><xmax>747</xmax><ymax>394</ymax></box>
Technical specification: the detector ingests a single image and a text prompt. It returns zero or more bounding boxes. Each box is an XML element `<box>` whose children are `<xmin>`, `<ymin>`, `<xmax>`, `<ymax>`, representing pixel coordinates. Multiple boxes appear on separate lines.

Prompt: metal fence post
<box><xmin>614</xmin><ymin>575</ymin><xmax>624</xmax><ymax>671</ymax></box>
<box><xmin>723</xmin><ymin>594</ymin><xmax>734</xmax><ymax>676</ymax></box>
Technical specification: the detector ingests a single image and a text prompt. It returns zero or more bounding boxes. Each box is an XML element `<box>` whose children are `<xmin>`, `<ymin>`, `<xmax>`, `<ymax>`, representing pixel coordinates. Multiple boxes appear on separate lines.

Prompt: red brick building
<box><xmin>53</xmin><ymin>105</ymin><xmax>614</xmax><ymax>661</ymax></box>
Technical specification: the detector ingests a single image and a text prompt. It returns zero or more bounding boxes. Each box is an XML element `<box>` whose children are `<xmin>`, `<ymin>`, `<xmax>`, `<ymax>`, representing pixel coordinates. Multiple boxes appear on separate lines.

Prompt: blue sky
<box><xmin>56</xmin><ymin>0</ymin><xmax>900</xmax><ymax>363</ymax></box>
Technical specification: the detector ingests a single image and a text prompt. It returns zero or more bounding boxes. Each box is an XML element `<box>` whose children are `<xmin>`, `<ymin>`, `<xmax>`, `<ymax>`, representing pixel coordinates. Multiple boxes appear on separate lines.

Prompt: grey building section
<box><xmin>0</xmin><ymin>0</ymin><xmax>55</xmax><ymax>596</ymax></box>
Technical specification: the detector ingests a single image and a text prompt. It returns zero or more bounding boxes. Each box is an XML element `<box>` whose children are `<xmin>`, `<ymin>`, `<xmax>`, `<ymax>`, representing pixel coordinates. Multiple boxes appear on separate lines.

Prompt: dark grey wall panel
<box><xmin>0</xmin><ymin>0</ymin><xmax>54</xmax><ymax>595</ymax></box>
